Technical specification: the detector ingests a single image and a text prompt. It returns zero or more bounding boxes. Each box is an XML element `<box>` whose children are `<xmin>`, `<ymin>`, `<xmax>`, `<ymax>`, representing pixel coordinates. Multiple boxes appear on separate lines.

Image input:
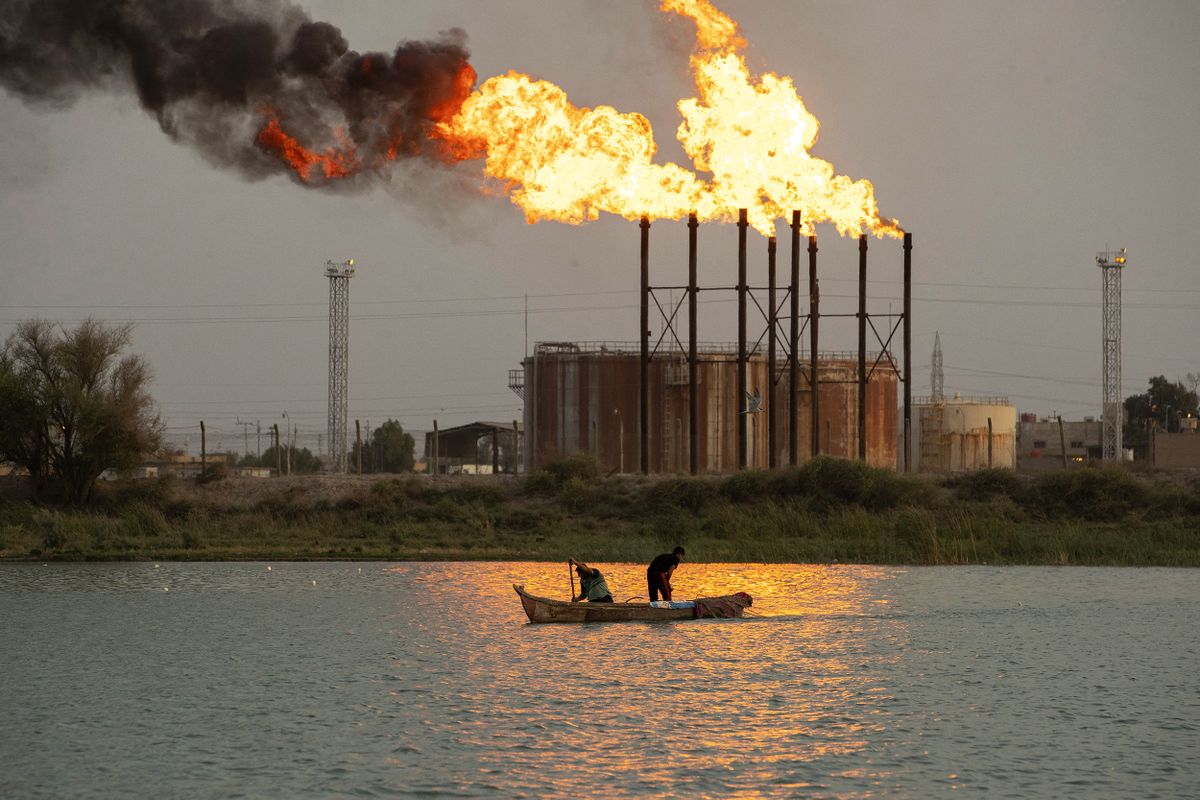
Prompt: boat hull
<box><xmin>513</xmin><ymin>584</ymin><xmax>748</xmax><ymax>624</ymax></box>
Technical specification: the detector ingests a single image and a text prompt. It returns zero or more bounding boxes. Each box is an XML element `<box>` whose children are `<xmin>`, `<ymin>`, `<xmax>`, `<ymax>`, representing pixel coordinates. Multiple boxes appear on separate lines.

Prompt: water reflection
<box><xmin>383</xmin><ymin>562</ymin><xmax>907</xmax><ymax>796</ymax></box>
<box><xmin>6</xmin><ymin>563</ymin><xmax>1190</xmax><ymax>797</ymax></box>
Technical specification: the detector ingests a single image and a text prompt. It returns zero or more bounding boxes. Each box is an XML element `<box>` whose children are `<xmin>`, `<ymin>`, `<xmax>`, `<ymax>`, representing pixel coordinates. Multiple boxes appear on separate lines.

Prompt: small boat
<box><xmin>513</xmin><ymin>583</ymin><xmax>752</xmax><ymax>624</ymax></box>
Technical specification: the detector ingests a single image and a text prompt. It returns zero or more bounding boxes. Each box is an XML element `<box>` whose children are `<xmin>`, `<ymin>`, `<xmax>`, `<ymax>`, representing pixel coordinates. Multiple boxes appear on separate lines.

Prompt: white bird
<box><xmin>742</xmin><ymin>388</ymin><xmax>764</xmax><ymax>414</ymax></box>
<box><xmin>163</xmin><ymin>587</ymin><xmax>169</xmax><ymax>592</ymax></box>
<box><xmin>267</xmin><ymin>565</ymin><xmax>272</xmax><ymax>571</ymax></box>
<box><xmin>312</xmin><ymin>580</ymin><xmax>317</xmax><ymax>586</ymax></box>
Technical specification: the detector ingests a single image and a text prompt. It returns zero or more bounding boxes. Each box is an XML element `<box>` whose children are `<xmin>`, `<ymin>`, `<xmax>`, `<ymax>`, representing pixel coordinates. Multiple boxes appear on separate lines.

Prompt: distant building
<box><xmin>1153</xmin><ymin>416</ymin><xmax>1200</xmax><ymax>469</ymax></box>
<box><xmin>424</xmin><ymin>421</ymin><xmax>523</xmax><ymax>476</ymax></box>
<box><xmin>99</xmin><ymin>466</ymin><xmax>159</xmax><ymax>481</ymax></box>
<box><xmin>153</xmin><ymin>451</ymin><xmax>236</xmax><ymax>479</ymax></box>
<box><xmin>231</xmin><ymin>466</ymin><xmax>272</xmax><ymax>478</ymax></box>
<box><xmin>1017</xmin><ymin>416</ymin><xmax>1103</xmax><ymax>471</ymax></box>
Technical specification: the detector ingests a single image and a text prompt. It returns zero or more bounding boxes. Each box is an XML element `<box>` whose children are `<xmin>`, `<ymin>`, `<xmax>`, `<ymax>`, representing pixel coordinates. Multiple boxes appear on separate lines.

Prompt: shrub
<box><xmin>862</xmin><ymin>473</ymin><xmax>941</xmax><ymax>511</ymax></box>
<box><xmin>122</xmin><ymin>502</ymin><xmax>168</xmax><ymax>538</ymax></box>
<box><xmin>1031</xmin><ymin>468</ymin><xmax>1149</xmax><ymax>520</ymax></box>
<box><xmin>163</xmin><ymin>499</ymin><xmax>193</xmax><ymax>521</ymax></box>
<box><xmin>444</xmin><ymin>483</ymin><xmax>507</xmax><ymax>506</ymax></box>
<box><xmin>643</xmin><ymin>477</ymin><xmax>719</xmax><ymax>514</ymax></box>
<box><xmin>721</xmin><ymin>470</ymin><xmax>779</xmax><ymax>503</ymax></box>
<box><xmin>196</xmin><ymin>462</ymin><xmax>227</xmax><ymax>485</ymax></box>
<box><xmin>799</xmin><ymin>457</ymin><xmax>874</xmax><ymax>509</ymax></box>
<box><xmin>952</xmin><ymin>468</ymin><xmax>1026</xmax><ymax>503</ymax></box>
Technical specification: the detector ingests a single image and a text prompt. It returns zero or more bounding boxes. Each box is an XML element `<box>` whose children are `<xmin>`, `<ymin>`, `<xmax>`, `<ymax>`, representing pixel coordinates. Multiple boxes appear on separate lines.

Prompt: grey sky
<box><xmin>1</xmin><ymin>0</ymin><xmax>1198</xmax><ymax>457</ymax></box>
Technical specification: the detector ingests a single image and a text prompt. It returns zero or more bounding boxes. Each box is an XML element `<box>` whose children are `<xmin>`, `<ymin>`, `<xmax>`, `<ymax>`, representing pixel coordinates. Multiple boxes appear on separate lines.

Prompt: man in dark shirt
<box><xmin>646</xmin><ymin>546</ymin><xmax>685</xmax><ymax>602</ymax></box>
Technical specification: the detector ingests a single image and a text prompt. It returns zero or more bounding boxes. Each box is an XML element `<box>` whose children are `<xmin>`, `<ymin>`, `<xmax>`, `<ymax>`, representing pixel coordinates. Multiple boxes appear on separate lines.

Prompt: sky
<box><xmin>1</xmin><ymin>0</ymin><xmax>1198</xmax><ymax>458</ymax></box>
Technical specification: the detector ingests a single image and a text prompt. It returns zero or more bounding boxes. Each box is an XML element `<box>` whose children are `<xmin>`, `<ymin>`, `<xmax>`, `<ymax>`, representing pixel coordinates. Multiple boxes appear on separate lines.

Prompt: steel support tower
<box><xmin>1096</xmin><ymin>248</ymin><xmax>1127</xmax><ymax>462</ymax></box>
<box><xmin>931</xmin><ymin>330</ymin><xmax>944</xmax><ymax>401</ymax></box>
<box><xmin>326</xmin><ymin>259</ymin><xmax>355</xmax><ymax>473</ymax></box>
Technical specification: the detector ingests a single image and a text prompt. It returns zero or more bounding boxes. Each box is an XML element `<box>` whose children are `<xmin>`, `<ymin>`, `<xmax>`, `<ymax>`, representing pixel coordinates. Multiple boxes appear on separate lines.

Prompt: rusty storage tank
<box><xmin>520</xmin><ymin>342</ymin><xmax>897</xmax><ymax>474</ymax></box>
<box><xmin>911</xmin><ymin>393</ymin><xmax>1016</xmax><ymax>472</ymax></box>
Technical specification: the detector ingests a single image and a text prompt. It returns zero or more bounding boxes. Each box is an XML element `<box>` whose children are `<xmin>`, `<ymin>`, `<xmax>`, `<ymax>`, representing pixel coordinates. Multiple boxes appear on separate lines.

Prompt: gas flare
<box><xmin>439</xmin><ymin>0</ymin><xmax>900</xmax><ymax>237</ymax></box>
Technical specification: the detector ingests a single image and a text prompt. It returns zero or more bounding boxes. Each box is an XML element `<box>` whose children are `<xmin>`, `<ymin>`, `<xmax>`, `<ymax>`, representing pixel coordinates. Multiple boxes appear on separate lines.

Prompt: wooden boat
<box><xmin>513</xmin><ymin>583</ymin><xmax>752</xmax><ymax>624</ymax></box>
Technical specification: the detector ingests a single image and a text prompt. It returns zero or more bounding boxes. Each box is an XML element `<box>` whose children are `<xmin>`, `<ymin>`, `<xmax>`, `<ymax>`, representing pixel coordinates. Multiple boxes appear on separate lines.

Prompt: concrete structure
<box><xmin>1016</xmin><ymin>416</ymin><xmax>1103</xmax><ymax>471</ymax></box>
<box><xmin>517</xmin><ymin>342</ymin><xmax>896</xmax><ymax>474</ymax></box>
<box><xmin>910</xmin><ymin>394</ymin><xmax>1017</xmax><ymax>472</ymax></box>
<box><xmin>1152</xmin><ymin>426</ymin><xmax>1200</xmax><ymax>469</ymax></box>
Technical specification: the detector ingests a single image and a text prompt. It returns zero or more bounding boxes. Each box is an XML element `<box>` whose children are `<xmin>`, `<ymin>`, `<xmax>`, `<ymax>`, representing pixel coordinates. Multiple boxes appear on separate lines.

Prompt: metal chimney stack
<box><xmin>326</xmin><ymin>259</ymin><xmax>356</xmax><ymax>473</ymax></box>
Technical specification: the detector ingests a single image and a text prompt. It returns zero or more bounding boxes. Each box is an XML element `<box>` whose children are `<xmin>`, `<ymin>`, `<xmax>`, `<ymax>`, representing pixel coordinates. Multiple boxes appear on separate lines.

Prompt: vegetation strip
<box><xmin>3</xmin><ymin>455</ymin><xmax>1198</xmax><ymax>566</ymax></box>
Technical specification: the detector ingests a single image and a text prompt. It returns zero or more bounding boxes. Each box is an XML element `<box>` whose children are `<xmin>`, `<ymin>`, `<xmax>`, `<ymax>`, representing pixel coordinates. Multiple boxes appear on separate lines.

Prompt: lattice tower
<box><xmin>1097</xmin><ymin>248</ymin><xmax>1127</xmax><ymax>461</ymax></box>
<box><xmin>931</xmin><ymin>330</ymin><xmax>944</xmax><ymax>401</ymax></box>
<box><xmin>326</xmin><ymin>259</ymin><xmax>355</xmax><ymax>473</ymax></box>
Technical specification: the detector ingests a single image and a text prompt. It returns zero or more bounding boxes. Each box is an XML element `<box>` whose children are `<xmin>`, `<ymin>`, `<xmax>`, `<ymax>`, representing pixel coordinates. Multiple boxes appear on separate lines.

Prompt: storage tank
<box><xmin>521</xmin><ymin>342</ymin><xmax>897</xmax><ymax>474</ymax></box>
<box><xmin>911</xmin><ymin>393</ymin><xmax>1017</xmax><ymax>472</ymax></box>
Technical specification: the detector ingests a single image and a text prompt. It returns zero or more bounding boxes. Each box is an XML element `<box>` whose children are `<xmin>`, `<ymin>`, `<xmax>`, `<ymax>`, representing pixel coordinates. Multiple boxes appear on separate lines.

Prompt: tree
<box><xmin>1123</xmin><ymin>375</ymin><xmax>1200</xmax><ymax>445</ymax></box>
<box><xmin>351</xmin><ymin>419</ymin><xmax>414</xmax><ymax>473</ymax></box>
<box><xmin>257</xmin><ymin>444</ymin><xmax>322</xmax><ymax>474</ymax></box>
<box><xmin>0</xmin><ymin>319</ymin><xmax>161</xmax><ymax>503</ymax></box>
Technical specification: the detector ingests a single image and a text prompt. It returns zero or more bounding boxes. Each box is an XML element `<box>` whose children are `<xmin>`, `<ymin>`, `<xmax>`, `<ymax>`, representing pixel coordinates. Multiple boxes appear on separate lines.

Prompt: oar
<box><xmin>568</xmin><ymin>560</ymin><xmax>576</xmax><ymax>601</ymax></box>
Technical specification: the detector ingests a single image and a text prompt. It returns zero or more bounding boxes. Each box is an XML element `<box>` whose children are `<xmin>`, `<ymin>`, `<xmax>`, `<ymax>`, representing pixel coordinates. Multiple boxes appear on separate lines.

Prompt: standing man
<box><xmin>646</xmin><ymin>546</ymin><xmax>685</xmax><ymax>602</ymax></box>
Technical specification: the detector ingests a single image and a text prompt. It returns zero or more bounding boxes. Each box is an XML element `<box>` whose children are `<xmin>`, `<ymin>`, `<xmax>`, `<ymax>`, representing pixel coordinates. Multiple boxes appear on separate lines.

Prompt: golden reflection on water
<box><xmin>383</xmin><ymin>562</ymin><xmax>908</xmax><ymax>795</ymax></box>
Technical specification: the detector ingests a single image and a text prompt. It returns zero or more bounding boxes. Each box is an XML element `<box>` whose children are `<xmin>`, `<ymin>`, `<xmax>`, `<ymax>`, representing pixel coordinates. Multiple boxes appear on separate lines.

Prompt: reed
<box><xmin>1</xmin><ymin>460</ymin><xmax>1197</xmax><ymax>564</ymax></box>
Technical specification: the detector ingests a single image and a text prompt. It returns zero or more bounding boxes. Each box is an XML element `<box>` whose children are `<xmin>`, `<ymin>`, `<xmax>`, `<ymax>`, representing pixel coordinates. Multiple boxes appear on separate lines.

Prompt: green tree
<box><xmin>258</xmin><ymin>444</ymin><xmax>322</xmax><ymax>474</ymax></box>
<box><xmin>0</xmin><ymin>319</ymin><xmax>161</xmax><ymax>503</ymax></box>
<box><xmin>1124</xmin><ymin>375</ymin><xmax>1200</xmax><ymax>445</ymax></box>
<box><xmin>352</xmin><ymin>419</ymin><xmax>414</xmax><ymax>473</ymax></box>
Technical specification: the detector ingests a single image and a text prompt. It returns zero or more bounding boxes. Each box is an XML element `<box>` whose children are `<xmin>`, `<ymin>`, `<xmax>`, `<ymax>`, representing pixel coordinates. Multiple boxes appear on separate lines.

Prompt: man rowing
<box><xmin>569</xmin><ymin>558</ymin><xmax>614</xmax><ymax>603</ymax></box>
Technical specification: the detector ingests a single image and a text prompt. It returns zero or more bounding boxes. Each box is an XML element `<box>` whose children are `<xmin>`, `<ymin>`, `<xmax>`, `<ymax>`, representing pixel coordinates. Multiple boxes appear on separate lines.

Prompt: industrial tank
<box><xmin>911</xmin><ymin>393</ymin><xmax>1017</xmax><ymax>472</ymax></box>
<box><xmin>521</xmin><ymin>342</ymin><xmax>897</xmax><ymax>474</ymax></box>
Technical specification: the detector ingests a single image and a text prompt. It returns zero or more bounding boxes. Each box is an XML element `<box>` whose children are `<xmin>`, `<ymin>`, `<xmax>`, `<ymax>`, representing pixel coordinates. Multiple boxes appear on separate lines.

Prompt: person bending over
<box><xmin>570</xmin><ymin>559</ymin><xmax>614</xmax><ymax>603</ymax></box>
<box><xmin>646</xmin><ymin>546</ymin><xmax>685</xmax><ymax>602</ymax></box>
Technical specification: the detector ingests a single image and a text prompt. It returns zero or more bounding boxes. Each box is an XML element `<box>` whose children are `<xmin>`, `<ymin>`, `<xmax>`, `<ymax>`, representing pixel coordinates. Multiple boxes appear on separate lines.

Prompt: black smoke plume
<box><xmin>0</xmin><ymin>0</ymin><xmax>474</xmax><ymax>182</ymax></box>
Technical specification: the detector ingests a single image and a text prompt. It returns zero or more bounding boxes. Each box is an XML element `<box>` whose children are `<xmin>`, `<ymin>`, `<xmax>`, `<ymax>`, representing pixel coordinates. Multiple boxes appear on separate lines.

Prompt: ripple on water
<box><xmin>0</xmin><ymin>562</ymin><xmax>1197</xmax><ymax>798</ymax></box>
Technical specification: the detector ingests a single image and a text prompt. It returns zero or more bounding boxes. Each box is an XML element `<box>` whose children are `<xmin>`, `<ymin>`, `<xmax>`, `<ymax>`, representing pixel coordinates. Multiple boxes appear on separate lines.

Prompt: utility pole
<box><xmin>256</xmin><ymin>421</ymin><xmax>261</xmax><ymax>459</ymax></box>
<box><xmin>273</xmin><ymin>424</ymin><xmax>281</xmax><ymax>476</ymax></box>
<box><xmin>200</xmin><ymin>420</ymin><xmax>207</xmax><ymax>475</ymax></box>
<box><xmin>355</xmin><ymin>420</ymin><xmax>362</xmax><ymax>474</ymax></box>
<box><xmin>282</xmin><ymin>412</ymin><xmax>291</xmax><ymax>476</ymax></box>
<box><xmin>236</xmin><ymin>417</ymin><xmax>254</xmax><ymax>461</ymax></box>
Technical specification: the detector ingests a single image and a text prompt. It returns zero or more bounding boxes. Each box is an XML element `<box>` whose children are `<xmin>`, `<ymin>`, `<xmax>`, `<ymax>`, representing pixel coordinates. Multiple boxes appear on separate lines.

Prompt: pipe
<box><xmin>903</xmin><ymin>232</ymin><xmax>913</xmax><ymax>473</ymax></box>
<box><xmin>688</xmin><ymin>212</ymin><xmax>699</xmax><ymax>475</ymax></box>
<box><xmin>789</xmin><ymin>211</ymin><xmax>800</xmax><ymax>466</ymax></box>
<box><xmin>768</xmin><ymin>235</ymin><xmax>777</xmax><ymax>469</ymax></box>
<box><xmin>737</xmin><ymin>209</ymin><xmax>748</xmax><ymax>470</ymax></box>
<box><xmin>809</xmin><ymin>235</ymin><xmax>819</xmax><ymax>458</ymax></box>
<box><xmin>858</xmin><ymin>234</ymin><xmax>868</xmax><ymax>462</ymax></box>
<box><xmin>640</xmin><ymin>216</ymin><xmax>650</xmax><ymax>475</ymax></box>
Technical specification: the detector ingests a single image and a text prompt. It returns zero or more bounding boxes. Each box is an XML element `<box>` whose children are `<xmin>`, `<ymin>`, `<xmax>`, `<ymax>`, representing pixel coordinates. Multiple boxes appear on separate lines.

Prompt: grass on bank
<box><xmin>1</xmin><ymin>456</ymin><xmax>1198</xmax><ymax>565</ymax></box>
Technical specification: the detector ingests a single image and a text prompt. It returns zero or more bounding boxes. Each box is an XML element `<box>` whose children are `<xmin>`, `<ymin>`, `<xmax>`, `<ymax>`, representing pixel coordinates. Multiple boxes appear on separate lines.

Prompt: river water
<box><xmin>1</xmin><ymin>562</ymin><xmax>1196</xmax><ymax>799</ymax></box>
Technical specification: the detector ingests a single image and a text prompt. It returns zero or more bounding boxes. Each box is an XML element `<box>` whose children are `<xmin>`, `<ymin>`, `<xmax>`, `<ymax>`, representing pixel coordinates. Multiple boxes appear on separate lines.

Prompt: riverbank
<box><xmin>2</xmin><ymin>457</ymin><xmax>1198</xmax><ymax>565</ymax></box>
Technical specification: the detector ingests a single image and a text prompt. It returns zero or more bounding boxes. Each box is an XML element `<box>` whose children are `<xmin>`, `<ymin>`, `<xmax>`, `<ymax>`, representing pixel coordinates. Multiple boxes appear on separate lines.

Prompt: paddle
<box><xmin>568</xmin><ymin>559</ymin><xmax>576</xmax><ymax>602</ymax></box>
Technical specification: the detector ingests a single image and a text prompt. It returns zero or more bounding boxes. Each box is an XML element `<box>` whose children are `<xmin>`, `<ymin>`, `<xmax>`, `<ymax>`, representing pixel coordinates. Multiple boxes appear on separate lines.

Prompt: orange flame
<box><xmin>439</xmin><ymin>0</ymin><xmax>900</xmax><ymax>237</ymax></box>
<box><xmin>256</xmin><ymin>112</ymin><xmax>359</xmax><ymax>182</ymax></box>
